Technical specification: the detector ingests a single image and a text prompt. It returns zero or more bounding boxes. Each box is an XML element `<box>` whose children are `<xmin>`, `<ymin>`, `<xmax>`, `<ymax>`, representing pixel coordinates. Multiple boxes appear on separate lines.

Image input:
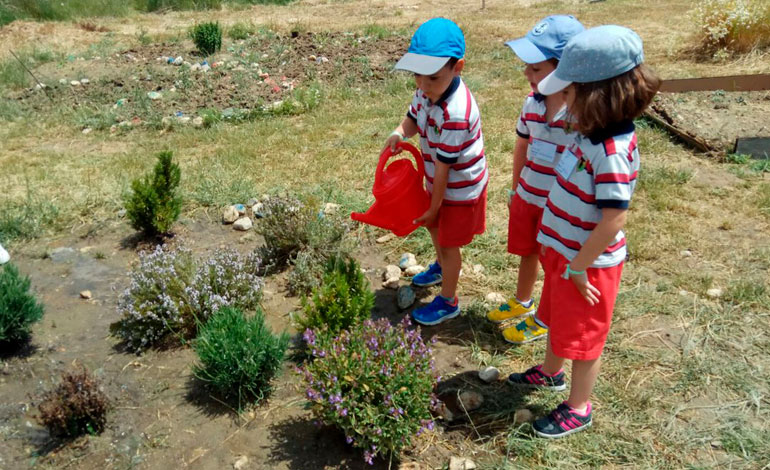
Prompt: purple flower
<box><xmin>363</xmin><ymin>450</ymin><xmax>374</xmax><ymax>465</ymax></box>
<box><xmin>303</xmin><ymin>328</ymin><xmax>316</xmax><ymax>346</ymax></box>
<box><xmin>346</xmin><ymin>435</ymin><xmax>353</xmax><ymax>444</ymax></box>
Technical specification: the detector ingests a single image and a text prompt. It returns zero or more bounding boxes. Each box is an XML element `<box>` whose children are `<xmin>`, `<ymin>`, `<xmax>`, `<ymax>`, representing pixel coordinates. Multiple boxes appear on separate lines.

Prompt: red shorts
<box><xmin>537</xmin><ymin>247</ymin><xmax>624</xmax><ymax>361</ymax></box>
<box><xmin>427</xmin><ymin>188</ymin><xmax>487</xmax><ymax>248</ymax></box>
<box><xmin>507</xmin><ymin>194</ymin><xmax>544</xmax><ymax>256</ymax></box>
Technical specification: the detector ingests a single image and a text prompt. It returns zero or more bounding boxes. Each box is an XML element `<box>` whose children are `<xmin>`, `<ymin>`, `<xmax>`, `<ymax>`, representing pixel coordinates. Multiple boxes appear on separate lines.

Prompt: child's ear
<box><xmin>454</xmin><ymin>59</ymin><xmax>465</xmax><ymax>75</ymax></box>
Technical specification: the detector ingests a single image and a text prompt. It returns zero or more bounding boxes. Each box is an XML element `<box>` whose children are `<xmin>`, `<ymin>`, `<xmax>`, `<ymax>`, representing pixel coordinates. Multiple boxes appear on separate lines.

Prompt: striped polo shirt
<box><xmin>407</xmin><ymin>76</ymin><xmax>488</xmax><ymax>205</ymax></box>
<box><xmin>515</xmin><ymin>92</ymin><xmax>576</xmax><ymax>208</ymax></box>
<box><xmin>536</xmin><ymin>120</ymin><xmax>640</xmax><ymax>268</ymax></box>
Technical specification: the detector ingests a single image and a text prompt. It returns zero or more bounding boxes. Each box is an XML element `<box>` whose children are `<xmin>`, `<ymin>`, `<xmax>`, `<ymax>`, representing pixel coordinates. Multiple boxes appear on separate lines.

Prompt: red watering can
<box><xmin>351</xmin><ymin>142</ymin><xmax>431</xmax><ymax>237</ymax></box>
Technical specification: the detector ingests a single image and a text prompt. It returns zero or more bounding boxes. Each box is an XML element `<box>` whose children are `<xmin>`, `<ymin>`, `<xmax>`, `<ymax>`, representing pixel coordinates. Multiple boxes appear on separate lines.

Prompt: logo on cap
<box><xmin>531</xmin><ymin>21</ymin><xmax>549</xmax><ymax>36</ymax></box>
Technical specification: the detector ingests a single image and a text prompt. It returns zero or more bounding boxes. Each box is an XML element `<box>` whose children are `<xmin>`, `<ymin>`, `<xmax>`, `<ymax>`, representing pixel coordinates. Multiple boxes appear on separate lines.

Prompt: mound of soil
<box><xmin>650</xmin><ymin>90</ymin><xmax>770</xmax><ymax>153</ymax></box>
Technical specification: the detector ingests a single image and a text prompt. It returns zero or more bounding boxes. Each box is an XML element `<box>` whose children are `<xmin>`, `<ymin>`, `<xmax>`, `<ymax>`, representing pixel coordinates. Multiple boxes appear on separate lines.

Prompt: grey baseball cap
<box><xmin>538</xmin><ymin>25</ymin><xmax>645</xmax><ymax>95</ymax></box>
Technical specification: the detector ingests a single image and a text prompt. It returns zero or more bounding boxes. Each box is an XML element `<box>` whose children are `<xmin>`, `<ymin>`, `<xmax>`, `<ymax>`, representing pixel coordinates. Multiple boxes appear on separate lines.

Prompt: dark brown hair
<box><xmin>569</xmin><ymin>64</ymin><xmax>661</xmax><ymax>138</ymax></box>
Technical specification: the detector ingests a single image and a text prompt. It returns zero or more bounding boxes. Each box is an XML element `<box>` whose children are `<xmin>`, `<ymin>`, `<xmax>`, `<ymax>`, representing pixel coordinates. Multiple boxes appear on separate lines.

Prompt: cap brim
<box><xmin>504</xmin><ymin>38</ymin><xmax>548</xmax><ymax>64</ymax></box>
<box><xmin>537</xmin><ymin>70</ymin><xmax>571</xmax><ymax>95</ymax></box>
<box><xmin>394</xmin><ymin>53</ymin><xmax>451</xmax><ymax>75</ymax></box>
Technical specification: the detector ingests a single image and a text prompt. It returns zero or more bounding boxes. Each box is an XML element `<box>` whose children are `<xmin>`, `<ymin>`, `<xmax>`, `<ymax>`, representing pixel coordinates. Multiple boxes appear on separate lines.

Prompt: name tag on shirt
<box><xmin>530</xmin><ymin>139</ymin><xmax>558</xmax><ymax>163</ymax></box>
<box><xmin>555</xmin><ymin>149</ymin><xmax>579</xmax><ymax>180</ymax></box>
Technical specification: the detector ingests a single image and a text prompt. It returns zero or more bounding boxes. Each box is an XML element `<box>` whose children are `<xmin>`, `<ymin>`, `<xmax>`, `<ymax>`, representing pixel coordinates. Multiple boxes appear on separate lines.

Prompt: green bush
<box><xmin>0</xmin><ymin>263</ymin><xmax>44</xmax><ymax>349</ymax></box>
<box><xmin>299</xmin><ymin>318</ymin><xmax>437</xmax><ymax>465</ymax></box>
<box><xmin>37</xmin><ymin>367</ymin><xmax>109</xmax><ymax>438</ymax></box>
<box><xmin>295</xmin><ymin>257</ymin><xmax>374</xmax><ymax>336</ymax></box>
<box><xmin>124</xmin><ymin>151</ymin><xmax>183</xmax><ymax>236</ymax></box>
<box><xmin>190</xmin><ymin>22</ymin><xmax>222</xmax><ymax>56</ymax></box>
<box><xmin>137</xmin><ymin>0</ymin><xmax>222</xmax><ymax>12</ymax></box>
<box><xmin>193</xmin><ymin>307</ymin><xmax>288</xmax><ymax>405</ymax></box>
<box><xmin>228</xmin><ymin>21</ymin><xmax>255</xmax><ymax>40</ymax></box>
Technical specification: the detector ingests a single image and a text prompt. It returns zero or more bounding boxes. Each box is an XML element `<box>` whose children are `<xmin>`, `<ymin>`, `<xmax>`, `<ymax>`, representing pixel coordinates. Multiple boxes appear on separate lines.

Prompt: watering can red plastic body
<box><xmin>351</xmin><ymin>142</ymin><xmax>431</xmax><ymax>237</ymax></box>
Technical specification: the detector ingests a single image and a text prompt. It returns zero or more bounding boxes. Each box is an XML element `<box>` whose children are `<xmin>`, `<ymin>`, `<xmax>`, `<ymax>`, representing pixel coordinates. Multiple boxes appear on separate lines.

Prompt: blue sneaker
<box><xmin>411</xmin><ymin>262</ymin><xmax>442</xmax><ymax>287</ymax></box>
<box><xmin>411</xmin><ymin>295</ymin><xmax>460</xmax><ymax>326</ymax></box>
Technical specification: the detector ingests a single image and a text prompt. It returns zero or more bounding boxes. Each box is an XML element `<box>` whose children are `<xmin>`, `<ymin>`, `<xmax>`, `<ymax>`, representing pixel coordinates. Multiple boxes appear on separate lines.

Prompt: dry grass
<box><xmin>1</xmin><ymin>0</ymin><xmax>769</xmax><ymax>468</ymax></box>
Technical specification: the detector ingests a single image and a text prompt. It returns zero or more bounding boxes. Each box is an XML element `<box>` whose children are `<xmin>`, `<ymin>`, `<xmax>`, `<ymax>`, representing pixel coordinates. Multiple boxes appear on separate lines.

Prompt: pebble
<box><xmin>323</xmin><ymin>202</ymin><xmax>341</xmax><ymax>215</ymax></box>
<box><xmin>191</xmin><ymin>63</ymin><xmax>201</xmax><ymax>71</ymax></box>
<box><xmin>485</xmin><ymin>292</ymin><xmax>506</xmax><ymax>305</ymax></box>
<box><xmin>458</xmin><ymin>391</ymin><xmax>484</xmax><ymax>412</ymax></box>
<box><xmin>706</xmin><ymin>288</ymin><xmax>723</xmax><ymax>299</ymax></box>
<box><xmin>222</xmin><ymin>206</ymin><xmax>240</xmax><ymax>224</ymax></box>
<box><xmin>449</xmin><ymin>456</ymin><xmax>477</xmax><ymax>470</ymax></box>
<box><xmin>404</xmin><ymin>265</ymin><xmax>424</xmax><ymax>277</ymax></box>
<box><xmin>382</xmin><ymin>277</ymin><xmax>400</xmax><ymax>290</ymax></box>
<box><xmin>478</xmin><ymin>366</ymin><xmax>500</xmax><ymax>383</ymax></box>
<box><xmin>472</xmin><ymin>264</ymin><xmax>485</xmax><ymax>274</ymax></box>
<box><xmin>59</xmin><ymin>78</ymin><xmax>67</xmax><ymax>85</ymax></box>
<box><xmin>252</xmin><ymin>202</ymin><xmax>265</xmax><ymax>218</ymax></box>
<box><xmin>234</xmin><ymin>204</ymin><xmax>247</xmax><ymax>216</ymax></box>
<box><xmin>70</xmin><ymin>80</ymin><xmax>81</xmax><ymax>86</ymax></box>
<box><xmin>147</xmin><ymin>91</ymin><xmax>162</xmax><ymax>100</ymax></box>
<box><xmin>680</xmin><ymin>250</ymin><xmax>692</xmax><ymax>258</ymax></box>
<box><xmin>173</xmin><ymin>56</ymin><xmax>183</xmax><ymax>66</ymax></box>
<box><xmin>34</xmin><ymin>83</ymin><xmax>46</xmax><ymax>90</ymax></box>
<box><xmin>397</xmin><ymin>286</ymin><xmax>416</xmax><ymax>309</ymax></box>
<box><xmin>192</xmin><ymin>116</ymin><xmax>204</xmax><ymax>127</ymax></box>
<box><xmin>679</xmin><ymin>290</ymin><xmax>690</xmax><ymax>296</ymax></box>
<box><xmin>247</xmin><ymin>198</ymin><xmax>258</xmax><ymax>207</ymax></box>
<box><xmin>82</xmin><ymin>128</ymin><xmax>93</xmax><ymax>135</ymax></box>
<box><xmin>383</xmin><ymin>265</ymin><xmax>402</xmax><ymax>281</ymax></box>
<box><xmin>117</xmin><ymin>209</ymin><xmax>127</xmax><ymax>218</ymax></box>
<box><xmin>316</xmin><ymin>56</ymin><xmax>329</xmax><ymax>64</ymax></box>
<box><xmin>233</xmin><ymin>217</ymin><xmax>253</xmax><ymax>231</ymax></box>
<box><xmin>376</xmin><ymin>233</ymin><xmax>395</xmax><ymax>244</ymax></box>
<box><xmin>514</xmin><ymin>408</ymin><xmax>534</xmax><ymax>423</ymax></box>
<box><xmin>79</xmin><ymin>290</ymin><xmax>92</xmax><ymax>300</ymax></box>
<box><xmin>79</xmin><ymin>78</ymin><xmax>89</xmax><ymax>85</ymax></box>
<box><xmin>399</xmin><ymin>253</ymin><xmax>417</xmax><ymax>270</ymax></box>
<box><xmin>233</xmin><ymin>455</ymin><xmax>248</xmax><ymax>470</ymax></box>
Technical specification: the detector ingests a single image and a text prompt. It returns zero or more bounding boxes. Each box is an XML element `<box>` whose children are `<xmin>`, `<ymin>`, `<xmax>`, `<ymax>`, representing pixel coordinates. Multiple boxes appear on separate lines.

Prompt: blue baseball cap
<box><xmin>505</xmin><ymin>15</ymin><xmax>585</xmax><ymax>63</ymax></box>
<box><xmin>538</xmin><ymin>25</ymin><xmax>645</xmax><ymax>95</ymax></box>
<box><xmin>395</xmin><ymin>18</ymin><xmax>465</xmax><ymax>75</ymax></box>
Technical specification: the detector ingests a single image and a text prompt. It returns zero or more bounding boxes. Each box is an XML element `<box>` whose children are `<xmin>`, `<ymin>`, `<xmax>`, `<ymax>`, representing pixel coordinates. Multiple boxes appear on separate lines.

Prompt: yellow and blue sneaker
<box><xmin>502</xmin><ymin>315</ymin><xmax>548</xmax><ymax>344</ymax></box>
<box><xmin>487</xmin><ymin>297</ymin><xmax>535</xmax><ymax>323</ymax></box>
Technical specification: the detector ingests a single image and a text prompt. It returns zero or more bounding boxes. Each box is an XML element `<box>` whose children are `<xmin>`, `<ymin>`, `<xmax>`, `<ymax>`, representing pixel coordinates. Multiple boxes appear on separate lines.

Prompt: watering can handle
<box><xmin>374</xmin><ymin>142</ymin><xmax>425</xmax><ymax>190</ymax></box>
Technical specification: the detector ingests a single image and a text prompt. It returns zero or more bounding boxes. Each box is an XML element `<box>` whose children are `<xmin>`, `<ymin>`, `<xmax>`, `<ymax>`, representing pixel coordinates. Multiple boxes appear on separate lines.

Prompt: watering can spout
<box><xmin>350</xmin><ymin>142</ymin><xmax>430</xmax><ymax>237</ymax></box>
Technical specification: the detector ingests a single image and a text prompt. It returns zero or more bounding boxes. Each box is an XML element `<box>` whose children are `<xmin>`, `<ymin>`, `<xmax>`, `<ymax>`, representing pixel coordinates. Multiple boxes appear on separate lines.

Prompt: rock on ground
<box><xmin>478</xmin><ymin>366</ymin><xmax>500</xmax><ymax>383</ymax></box>
<box><xmin>376</xmin><ymin>233</ymin><xmax>395</xmax><ymax>244</ymax></box>
<box><xmin>458</xmin><ymin>391</ymin><xmax>484</xmax><ymax>411</ymax></box>
<box><xmin>382</xmin><ymin>277</ymin><xmax>400</xmax><ymax>290</ymax></box>
<box><xmin>397</xmin><ymin>286</ymin><xmax>416</xmax><ymax>309</ymax></box>
<box><xmin>404</xmin><ymin>265</ymin><xmax>424</xmax><ymax>277</ymax></box>
<box><xmin>233</xmin><ymin>217</ymin><xmax>253</xmax><ymax>231</ymax></box>
<box><xmin>383</xmin><ymin>265</ymin><xmax>402</xmax><ymax>281</ymax></box>
<box><xmin>449</xmin><ymin>456</ymin><xmax>477</xmax><ymax>470</ymax></box>
<box><xmin>222</xmin><ymin>206</ymin><xmax>239</xmax><ymax>224</ymax></box>
<box><xmin>514</xmin><ymin>408</ymin><xmax>534</xmax><ymax>423</ymax></box>
<box><xmin>707</xmin><ymin>288</ymin><xmax>723</xmax><ymax>299</ymax></box>
<box><xmin>399</xmin><ymin>253</ymin><xmax>417</xmax><ymax>270</ymax></box>
<box><xmin>79</xmin><ymin>290</ymin><xmax>92</xmax><ymax>300</ymax></box>
<box><xmin>485</xmin><ymin>292</ymin><xmax>506</xmax><ymax>305</ymax></box>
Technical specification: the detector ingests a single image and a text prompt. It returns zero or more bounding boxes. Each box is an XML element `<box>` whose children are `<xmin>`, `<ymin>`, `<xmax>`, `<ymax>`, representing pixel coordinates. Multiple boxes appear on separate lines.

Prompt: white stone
<box><xmin>485</xmin><ymin>292</ymin><xmax>506</xmax><ymax>305</ymax></box>
<box><xmin>80</xmin><ymin>290</ymin><xmax>92</xmax><ymax>300</ymax></box>
<box><xmin>397</xmin><ymin>286</ymin><xmax>416</xmax><ymax>309</ymax></box>
<box><xmin>59</xmin><ymin>78</ymin><xmax>67</xmax><ymax>84</ymax></box>
<box><xmin>449</xmin><ymin>456</ymin><xmax>477</xmax><ymax>470</ymax></box>
<box><xmin>177</xmin><ymin>116</ymin><xmax>190</xmax><ymax>124</ymax></box>
<box><xmin>478</xmin><ymin>366</ymin><xmax>500</xmax><ymax>383</ymax></box>
<box><xmin>706</xmin><ymin>288</ymin><xmax>723</xmax><ymax>299</ymax></box>
<box><xmin>376</xmin><ymin>233</ymin><xmax>395</xmax><ymax>244</ymax></box>
<box><xmin>192</xmin><ymin>116</ymin><xmax>204</xmax><ymax>127</ymax></box>
<box><xmin>514</xmin><ymin>408</ymin><xmax>534</xmax><ymax>423</ymax></box>
<box><xmin>70</xmin><ymin>80</ymin><xmax>81</xmax><ymax>86</ymax></box>
<box><xmin>317</xmin><ymin>56</ymin><xmax>329</xmax><ymax>64</ymax></box>
<box><xmin>458</xmin><ymin>391</ymin><xmax>484</xmax><ymax>412</ymax></box>
<box><xmin>680</xmin><ymin>250</ymin><xmax>693</xmax><ymax>258</ymax></box>
<box><xmin>173</xmin><ymin>56</ymin><xmax>183</xmax><ymax>66</ymax></box>
<box><xmin>323</xmin><ymin>202</ymin><xmax>340</xmax><ymax>215</ymax></box>
<box><xmin>472</xmin><ymin>264</ymin><xmax>485</xmax><ymax>274</ymax></box>
<box><xmin>233</xmin><ymin>455</ymin><xmax>248</xmax><ymax>470</ymax></box>
<box><xmin>679</xmin><ymin>290</ymin><xmax>690</xmax><ymax>297</ymax></box>
<box><xmin>404</xmin><ymin>265</ymin><xmax>425</xmax><ymax>277</ymax></box>
<box><xmin>382</xmin><ymin>277</ymin><xmax>400</xmax><ymax>290</ymax></box>
<box><xmin>383</xmin><ymin>265</ymin><xmax>402</xmax><ymax>281</ymax></box>
<box><xmin>79</xmin><ymin>78</ymin><xmax>89</xmax><ymax>85</ymax></box>
<box><xmin>222</xmin><ymin>206</ymin><xmax>239</xmax><ymax>224</ymax></box>
<box><xmin>147</xmin><ymin>91</ymin><xmax>162</xmax><ymax>100</ymax></box>
<box><xmin>82</xmin><ymin>128</ymin><xmax>93</xmax><ymax>135</ymax></box>
<box><xmin>399</xmin><ymin>253</ymin><xmax>417</xmax><ymax>270</ymax></box>
<box><xmin>233</xmin><ymin>217</ymin><xmax>253</xmax><ymax>231</ymax></box>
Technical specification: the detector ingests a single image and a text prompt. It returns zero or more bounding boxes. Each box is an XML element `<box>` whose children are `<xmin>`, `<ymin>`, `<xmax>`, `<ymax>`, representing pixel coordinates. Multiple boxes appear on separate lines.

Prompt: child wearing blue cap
<box><xmin>487</xmin><ymin>15</ymin><xmax>585</xmax><ymax>345</ymax></box>
<box><xmin>506</xmin><ymin>25</ymin><xmax>660</xmax><ymax>438</ymax></box>
<box><xmin>385</xmin><ymin>18</ymin><xmax>488</xmax><ymax>326</ymax></box>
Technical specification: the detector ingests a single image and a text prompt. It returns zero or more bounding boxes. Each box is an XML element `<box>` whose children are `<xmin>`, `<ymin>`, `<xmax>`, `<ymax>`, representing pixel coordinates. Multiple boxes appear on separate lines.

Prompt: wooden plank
<box><xmin>643</xmin><ymin>109</ymin><xmax>716</xmax><ymax>153</ymax></box>
<box><xmin>734</xmin><ymin>137</ymin><xmax>770</xmax><ymax>159</ymax></box>
<box><xmin>659</xmin><ymin>74</ymin><xmax>770</xmax><ymax>93</ymax></box>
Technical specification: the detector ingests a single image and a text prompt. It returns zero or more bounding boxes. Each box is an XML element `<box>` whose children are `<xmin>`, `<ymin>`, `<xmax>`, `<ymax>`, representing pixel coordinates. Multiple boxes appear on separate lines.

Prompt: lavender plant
<box><xmin>112</xmin><ymin>246</ymin><xmax>264</xmax><ymax>352</ymax></box>
<box><xmin>299</xmin><ymin>318</ymin><xmax>437</xmax><ymax>465</ymax></box>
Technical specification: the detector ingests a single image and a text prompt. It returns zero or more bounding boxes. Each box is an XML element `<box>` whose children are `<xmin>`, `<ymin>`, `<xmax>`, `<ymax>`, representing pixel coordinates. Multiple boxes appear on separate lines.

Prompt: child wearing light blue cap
<box><xmin>507</xmin><ymin>25</ymin><xmax>660</xmax><ymax>438</ymax></box>
<box><xmin>487</xmin><ymin>15</ymin><xmax>585</xmax><ymax>346</ymax></box>
<box><xmin>385</xmin><ymin>18</ymin><xmax>488</xmax><ymax>327</ymax></box>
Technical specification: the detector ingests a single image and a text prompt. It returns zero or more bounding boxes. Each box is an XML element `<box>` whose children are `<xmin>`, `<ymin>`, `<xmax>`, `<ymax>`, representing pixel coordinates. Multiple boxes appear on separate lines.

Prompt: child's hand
<box><xmin>384</xmin><ymin>132</ymin><xmax>403</xmax><ymax>154</ymax></box>
<box><xmin>563</xmin><ymin>270</ymin><xmax>601</xmax><ymax>305</ymax></box>
<box><xmin>414</xmin><ymin>208</ymin><xmax>438</xmax><ymax>227</ymax></box>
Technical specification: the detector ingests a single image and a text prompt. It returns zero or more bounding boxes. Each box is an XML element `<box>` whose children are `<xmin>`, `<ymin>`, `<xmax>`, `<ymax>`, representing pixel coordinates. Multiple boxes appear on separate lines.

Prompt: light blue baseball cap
<box><xmin>395</xmin><ymin>18</ymin><xmax>465</xmax><ymax>75</ymax></box>
<box><xmin>538</xmin><ymin>25</ymin><xmax>645</xmax><ymax>95</ymax></box>
<box><xmin>505</xmin><ymin>15</ymin><xmax>585</xmax><ymax>63</ymax></box>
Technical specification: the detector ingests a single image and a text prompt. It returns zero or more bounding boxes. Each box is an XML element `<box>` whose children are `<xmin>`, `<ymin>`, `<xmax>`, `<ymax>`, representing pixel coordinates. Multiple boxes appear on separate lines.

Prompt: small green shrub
<box><xmin>295</xmin><ymin>257</ymin><xmax>374</xmax><ymax>336</ymax></box>
<box><xmin>691</xmin><ymin>0</ymin><xmax>770</xmax><ymax>57</ymax></box>
<box><xmin>37</xmin><ymin>367</ymin><xmax>109</xmax><ymax>438</ymax></box>
<box><xmin>0</xmin><ymin>263</ymin><xmax>44</xmax><ymax>349</ymax></box>
<box><xmin>299</xmin><ymin>318</ymin><xmax>437</xmax><ymax>465</ymax></box>
<box><xmin>137</xmin><ymin>0</ymin><xmax>222</xmax><ymax>12</ymax></box>
<box><xmin>190</xmin><ymin>22</ymin><xmax>222</xmax><ymax>56</ymax></box>
<box><xmin>193</xmin><ymin>307</ymin><xmax>288</xmax><ymax>405</ymax></box>
<box><xmin>257</xmin><ymin>196</ymin><xmax>351</xmax><ymax>294</ymax></box>
<box><xmin>228</xmin><ymin>21</ymin><xmax>255</xmax><ymax>40</ymax></box>
<box><xmin>124</xmin><ymin>151</ymin><xmax>183</xmax><ymax>236</ymax></box>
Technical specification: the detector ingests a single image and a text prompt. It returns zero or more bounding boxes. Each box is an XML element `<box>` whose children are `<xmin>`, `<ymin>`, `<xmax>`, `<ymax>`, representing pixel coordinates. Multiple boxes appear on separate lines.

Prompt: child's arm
<box><xmin>564</xmin><ymin>208</ymin><xmax>628</xmax><ymax>305</ymax></box>
<box><xmin>414</xmin><ymin>161</ymin><xmax>449</xmax><ymax>227</ymax></box>
<box><xmin>510</xmin><ymin>136</ymin><xmax>529</xmax><ymax>205</ymax></box>
<box><xmin>385</xmin><ymin>117</ymin><xmax>419</xmax><ymax>153</ymax></box>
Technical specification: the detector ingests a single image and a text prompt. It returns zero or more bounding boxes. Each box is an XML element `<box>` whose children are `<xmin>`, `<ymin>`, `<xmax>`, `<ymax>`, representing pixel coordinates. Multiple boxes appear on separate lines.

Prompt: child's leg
<box><xmin>566</xmin><ymin>358</ymin><xmax>601</xmax><ymax>412</ymax></box>
<box><xmin>428</xmin><ymin>226</ymin><xmax>443</xmax><ymax>267</ymax></box>
<box><xmin>439</xmin><ymin>245</ymin><xmax>461</xmax><ymax>299</ymax></box>
<box><xmin>541</xmin><ymin>334</ymin><xmax>566</xmax><ymax>376</ymax></box>
<box><xmin>516</xmin><ymin>252</ymin><xmax>540</xmax><ymax>302</ymax></box>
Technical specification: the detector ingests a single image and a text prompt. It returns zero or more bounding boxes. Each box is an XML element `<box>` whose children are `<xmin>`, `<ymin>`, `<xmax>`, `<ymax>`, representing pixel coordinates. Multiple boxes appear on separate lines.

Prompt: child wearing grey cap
<box><xmin>506</xmin><ymin>25</ymin><xmax>660</xmax><ymax>438</ymax></box>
